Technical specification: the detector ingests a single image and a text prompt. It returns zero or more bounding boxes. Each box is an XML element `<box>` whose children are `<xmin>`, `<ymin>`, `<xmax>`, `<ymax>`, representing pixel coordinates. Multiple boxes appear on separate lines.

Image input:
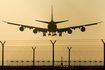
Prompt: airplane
<box><xmin>2</xmin><ymin>6</ymin><xmax>102</xmax><ymax>36</ymax></box>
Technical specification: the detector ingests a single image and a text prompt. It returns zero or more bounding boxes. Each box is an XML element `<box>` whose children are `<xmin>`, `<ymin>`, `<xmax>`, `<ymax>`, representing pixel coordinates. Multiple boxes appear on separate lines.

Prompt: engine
<box><xmin>81</xmin><ymin>27</ymin><xmax>86</xmax><ymax>32</ymax></box>
<box><xmin>33</xmin><ymin>29</ymin><xmax>37</xmax><ymax>34</ymax></box>
<box><xmin>19</xmin><ymin>26</ymin><xmax>24</xmax><ymax>31</ymax></box>
<box><xmin>68</xmin><ymin>29</ymin><xmax>72</xmax><ymax>34</ymax></box>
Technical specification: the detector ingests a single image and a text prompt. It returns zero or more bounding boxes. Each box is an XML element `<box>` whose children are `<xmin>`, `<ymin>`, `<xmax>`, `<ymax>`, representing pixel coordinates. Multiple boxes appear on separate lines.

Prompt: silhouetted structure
<box><xmin>11</xmin><ymin>61</ymin><xmax>14</xmax><ymax>66</ymax></box>
<box><xmin>99</xmin><ymin>61</ymin><xmax>102</xmax><ymax>66</ymax></box>
<box><xmin>56</xmin><ymin>61</ymin><xmax>59</xmax><ymax>65</ymax></box>
<box><xmin>47</xmin><ymin>61</ymin><xmax>50</xmax><ymax>66</ymax></box>
<box><xmin>84</xmin><ymin>61</ymin><xmax>87</xmax><ymax>66</ymax></box>
<box><xmin>73</xmin><ymin>61</ymin><xmax>76</xmax><ymax>66</ymax></box>
<box><xmin>0</xmin><ymin>41</ymin><xmax>6</xmax><ymax>70</ymax></box>
<box><xmin>42</xmin><ymin>60</ymin><xmax>45</xmax><ymax>66</ymax></box>
<box><xmin>26</xmin><ymin>61</ymin><xmax>29</xmax><ymax>66</ymax></box>
<box><xmin>94</xmin><ymin>61</ymin><xmax>97</xmax><ymax>66</ymax></box>
<box><xmin>32</xmin><ymin>47</ymin><xmax>36</xmax><ymax>70</ymax></box>
<box><xmin>37</xmin><ymin>61</ymin><xmax>40</xmax><ymax>66</ymax></box>
<box><xmin>78</xmin><ymin>60</ymin><xmax>82</xmax><ymax>66</ymax></box>
<box><xmin>50</xmin><ymin>40</ymin><xmax>56</xmax><ymax>70</ymax></box>
<box><xmin>89</xmin><ymin>61</ymin><xmax>92</xmax><ymax>66</ymax></box>
<box><xmin>67</xmin><ymin>47</ymin><xmax>72</xmax><ymax>70</ymax></box>
<box><xmin>101</xmin><ymin>39</ymin><xmax>105</xmax><ymax>70</ymax></box>
<box><xmin>7</xmin><ymin>60</ymin><xmax>9</xmax><ymax>66</ymax></box>
<box><xmin>21</xmin><ymin>61</ymin><xmax>24</xmax><ymax>66</ymax></box>
<box><xmin>61</xmin><ymin>56</ymin><xmax>63</xmax><ymax>66</ymax></box>
<box><xmin>2</xmin><ymin>6</ymin><xmax>102</xmax><ymax>37</ymax></box>
<box><xmin>16</xmin><ymin>61</ymin><xmax>19</xmax><ymax>66</ymax></box>
<box><xmin>64</xmin><ymin>61</ymin><xmax>67</xmax><ymax>65</ymax></box>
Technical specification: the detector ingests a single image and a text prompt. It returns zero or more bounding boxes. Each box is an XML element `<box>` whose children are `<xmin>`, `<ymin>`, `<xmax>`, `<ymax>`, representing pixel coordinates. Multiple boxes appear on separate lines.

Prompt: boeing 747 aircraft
<box><xmin>2</xmin><ymin>6</ymin><xmax>102</xmax><ymax>36</ymax></box>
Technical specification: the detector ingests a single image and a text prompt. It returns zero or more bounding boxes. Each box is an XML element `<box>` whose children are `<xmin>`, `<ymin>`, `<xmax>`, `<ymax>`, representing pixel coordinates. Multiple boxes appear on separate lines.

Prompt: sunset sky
<box><xmin>0</xmin><ymin>0</ymin><xmax>104</xmax><ymax>40</ymax></box>
<box><xmin>0</xmin><ymin>0</ymin><xmax>104</xmax><ymax>62</ymax></box>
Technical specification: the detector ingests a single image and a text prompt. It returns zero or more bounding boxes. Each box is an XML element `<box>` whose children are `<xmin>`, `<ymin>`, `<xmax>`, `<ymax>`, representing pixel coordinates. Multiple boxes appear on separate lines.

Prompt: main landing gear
<box><xmin>48</xmin><ymin>32</ymin><xmax>57</xmax><ymax>36</ymax></box>
<box><xmin>52</xmin><ymin>32</ymin><xmax>57</xmax><ymax>36</ymax></box>
<box><xmin>59</xmin><ymin>32</ymin><xmax>62</xmax><ymax>37</ymax></box>
<box><xmin>43</xmin><ymin>32</ymin><xmax>62</xmax><ymax>36</ymax></box>
<box><xmin>43</xmin><ymin>32</ymin><xmax>46</xmax><ymax>36</ymax></box>
<box><xmin>48</xmin><ymin>32</ymin><xmax>51</xmax><ymax>36</ymax></box>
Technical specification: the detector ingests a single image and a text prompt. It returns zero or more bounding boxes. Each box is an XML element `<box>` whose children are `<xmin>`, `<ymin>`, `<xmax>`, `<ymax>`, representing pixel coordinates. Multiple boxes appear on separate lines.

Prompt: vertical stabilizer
<box><xmin>51</xmin><ymin>5</ymin><xmax>53</xmax><ymax>21</ymax></box>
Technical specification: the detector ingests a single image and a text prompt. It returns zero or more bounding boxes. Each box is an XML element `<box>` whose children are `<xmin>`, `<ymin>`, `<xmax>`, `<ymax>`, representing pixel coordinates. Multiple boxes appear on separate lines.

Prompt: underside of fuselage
<box><xmin>48</xmin><ymin>24</ymin><xmax>57</xmax><ymax>32</ymax></box>
<box><xmin>46</xmin><ymin>24</ymin><xmax>57</xmax><ymax>36</ymax></box>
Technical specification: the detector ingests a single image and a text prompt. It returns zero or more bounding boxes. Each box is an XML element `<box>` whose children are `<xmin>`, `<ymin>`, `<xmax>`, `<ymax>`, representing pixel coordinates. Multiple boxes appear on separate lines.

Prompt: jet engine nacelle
<box><xmin>81</xmin><ymin>27</ymin><xmax>86</xmax><ymax>32</ymax></box>
<box><xmin>33</xmin><ymin>29</ymin><xmax>37</xmax><ymax>34</ymax></box>
<box><xmin>19</xmin><ymin>26</ymin><xmax>24</xmax><ymax>31</ymax></box>
<box><xmin>68</xmin><ymin>29</ymin><xmax>72</xmax><ymax>34</ymax></box>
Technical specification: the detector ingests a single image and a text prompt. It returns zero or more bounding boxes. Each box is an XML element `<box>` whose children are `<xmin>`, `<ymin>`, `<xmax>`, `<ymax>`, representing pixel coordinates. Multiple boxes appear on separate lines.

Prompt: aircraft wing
<box><xmin>2</xmin><ymin>21</ymin><xmax>48</xmax><ymax>32</ymax></box>
<box><xmin>57</xmin><ymin>21</ymin><xmax>102</xmax><ymax>32</ymax></box>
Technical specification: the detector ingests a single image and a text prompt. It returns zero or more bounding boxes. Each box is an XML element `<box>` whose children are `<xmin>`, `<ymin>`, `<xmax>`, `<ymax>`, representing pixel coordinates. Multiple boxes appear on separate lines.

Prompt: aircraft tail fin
<box><xmin>51</xmin><ymin>5</ymin><xmax>53</xmax><ymax>21</ymax></box>
<box><xmin>51</xmin><ymin>6</ymin><xmax>69</xmax><ymax>24</ymax></box>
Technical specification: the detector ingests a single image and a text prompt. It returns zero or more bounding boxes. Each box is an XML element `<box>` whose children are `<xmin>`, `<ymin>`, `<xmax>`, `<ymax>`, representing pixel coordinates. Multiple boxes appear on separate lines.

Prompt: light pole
<box><xmin>50</xmin><ymin>40</ymin><xmax>56</xmax><ymax>70</ymax></box>
<box><xmin>67</xmin><ymin>47</ymin><xmax>72</xmax><ymax>70</ymax></box>
<box><xmin>0</xmin><ymin>41</ymin><xmax>6</xmax><ymax>70</ymax></box>
<box><xmin>61</xmin><ymin>56</ymin><xmax>63</xmax><ymax>66</ymax></box>
<box><xmin>101</xmin><ymin>39</ymin><xmax>105</xmax><ymax>70</ymax></box>
<box><xmin>32</xmin><ymin>47</ymin><xmax>36</xmax><ymax>70</ymax></box>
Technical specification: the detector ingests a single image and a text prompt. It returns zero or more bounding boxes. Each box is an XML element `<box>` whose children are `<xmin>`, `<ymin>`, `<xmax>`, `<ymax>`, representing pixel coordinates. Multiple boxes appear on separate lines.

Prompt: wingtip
<box><xmin>2</xmin><ymin>20</ymin><xmax>6</xmax><ymax>23</ymax></box>
<box><xmin>97</xmin><ymin>21</ymin><xmax>102</xmax><ymax>24</ymax></box>
<box><xmin>99</xmin><ymin>21</ymin><xmax>102</xmax><ymax>23</ymax></box>
<box><xmin>2</xmin><ymin>20</ymin><xmax>9</xmax><ymax>23</ymax></box>
<box><xmin>65</xmin><ymin>20</ymin><xmax>69</xmax><ymax>21</ymax></box>
<box><xmin>35</xmin><ymin>20</ymin><xmax>38</xmax><ymax>21</ymax></box>
<box><xmin>2</xmin><ymin>20</ymin><xmax>4</xmax><ymax>22</ymax></box>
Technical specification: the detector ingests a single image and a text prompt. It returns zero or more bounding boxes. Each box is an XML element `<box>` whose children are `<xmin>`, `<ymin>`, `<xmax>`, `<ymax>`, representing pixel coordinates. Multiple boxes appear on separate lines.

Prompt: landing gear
<box><xmin>52</xmin><ymin>32</ymin><xmax>57</xmax><ymax>36</ymax></box>
<box><xmin>44</xmin><ymin>32</ymin><xmax>63</xmax><ymax>36</ymax></box>
<box><xmin>48</xmin><ymin>34</ymin><xmax>51</xmax><ymax>36</ymax></box>
<box><xmin>52</xmin><ymin>33</ymin><xmax>57</xmax><ymax>36</ymax></box>
<box><xmin>59</xmin><ymin>33</ymin><xmax>62</xmax><ymax>36</ymax></box>
<box><xmin>43</xmin><ymin>32</ymin><xmax>46</xmax><ymax>36</ymax></box>
<box><xmin>48</xmin><ymin>33</ymin><xmax>56</xmax><ymax>36</ymax></box>
<box><xmin>48</xmin><ymin>32</ymin><xmax>51</xmax><ymax>36</ymax></box>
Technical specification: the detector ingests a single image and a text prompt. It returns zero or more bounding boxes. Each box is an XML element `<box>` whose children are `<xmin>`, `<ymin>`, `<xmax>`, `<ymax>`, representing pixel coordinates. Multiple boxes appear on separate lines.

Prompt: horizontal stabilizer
<box><xmin>55</xmin><ymin>20</ymin><xmax>69</xmax><ymax>24</ymax></box>
<box><xmin>35</xmin><ymin>20</ymin><xmax>49</xmax><ymax>24</ymax></box>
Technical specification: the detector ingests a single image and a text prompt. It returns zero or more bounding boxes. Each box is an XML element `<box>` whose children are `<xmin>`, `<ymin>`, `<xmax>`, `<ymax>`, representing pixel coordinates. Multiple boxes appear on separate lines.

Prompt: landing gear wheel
<box><xmin>52</xmin><ymin>32</ymin><xmax>57</xmax><ymax>36</ymax></box>
<box><xmin>48</xmin><ymin>33</ymin><xmax>51</xmax><ymax>36</ymax></box>
<box><xmin>43</xmin><ymin>33</ymin><xmax>46</xmax><ymax>36</ymax></box>
<box><xmin>59</xmin><ymin>33</ymin><xmax>62</xmax><ymax>36</ymax></box>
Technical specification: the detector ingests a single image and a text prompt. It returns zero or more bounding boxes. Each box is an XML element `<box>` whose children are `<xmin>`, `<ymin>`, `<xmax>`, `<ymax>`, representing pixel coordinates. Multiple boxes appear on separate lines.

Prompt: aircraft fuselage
<box><xmin>48</xmin><ymin>22</ymin><xmax>57</xmax><ymax>32</ymax></box>
<box><xmin>2</xmin><ymin>6</ymin><xmax>101</xmax><ymax>37</ymax></box>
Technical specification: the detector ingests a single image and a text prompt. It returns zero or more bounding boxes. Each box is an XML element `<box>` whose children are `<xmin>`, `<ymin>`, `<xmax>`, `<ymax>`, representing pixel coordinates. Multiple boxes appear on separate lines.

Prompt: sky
<box><xmin>0</xmin><ymin>0</ymin><xmax>105</xmax><ymax>40</ymax></box>
<box><xmin>0</xmin><ymin>0</ymin><xmax>104</xmax><ymax>62</ymax></box>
